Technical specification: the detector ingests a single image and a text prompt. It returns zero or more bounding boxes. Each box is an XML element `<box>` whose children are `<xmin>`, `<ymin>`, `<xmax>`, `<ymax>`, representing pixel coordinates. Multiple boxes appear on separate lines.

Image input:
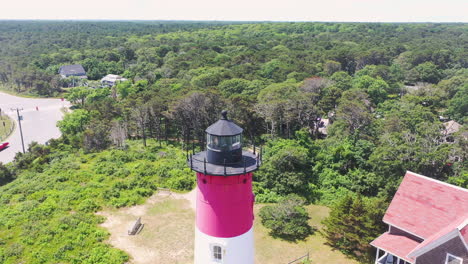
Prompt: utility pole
<box><xmin>11</xmin><ymin>108</ymin><xmax>25</xmax><ymax>153</ymax></box>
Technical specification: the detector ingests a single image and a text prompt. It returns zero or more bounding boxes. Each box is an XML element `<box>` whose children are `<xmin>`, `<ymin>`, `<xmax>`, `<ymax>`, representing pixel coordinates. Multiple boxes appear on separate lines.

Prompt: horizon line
<box><xmin>0</xmin><ymin>19</ymin><xmax>467</xmax><ymax>24</ymax></box>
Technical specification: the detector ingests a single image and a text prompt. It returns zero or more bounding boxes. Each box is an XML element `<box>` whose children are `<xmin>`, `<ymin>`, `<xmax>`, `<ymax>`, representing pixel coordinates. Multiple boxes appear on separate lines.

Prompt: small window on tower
<box><xmin>212</xmin><ymin>245</ymin><xmax>223</xmax><ymax>262</ymax></box>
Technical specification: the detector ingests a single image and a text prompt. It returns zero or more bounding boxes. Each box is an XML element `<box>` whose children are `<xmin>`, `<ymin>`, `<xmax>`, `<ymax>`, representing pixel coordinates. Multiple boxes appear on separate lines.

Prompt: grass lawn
<box><xmin>98</xmin><ymin>194</ymin><xmax>195</xmax><ymax>264</ymax></box>
<box><xmin>0</xmin><ymin>85</ymin><xmax>66</xmax><ymax>98</ymax></box>
<box><xmin>100</xmin><ymin>192</ymin><xmax>358</xmax><ymax>264</ymax></box>
<box><xmin>254</xmin><ymin>204</ymin><xmax>358</xmax><ymax>264</ymax></box>
<box><xmin>0</xmin><ymin>86</ymin><xmax>40</xmax><ymax>98</ymax></box>
<box><xmin>0</xmin><ymin>114</ymin><xmax>14</xmax><ymax>141</ymax></box>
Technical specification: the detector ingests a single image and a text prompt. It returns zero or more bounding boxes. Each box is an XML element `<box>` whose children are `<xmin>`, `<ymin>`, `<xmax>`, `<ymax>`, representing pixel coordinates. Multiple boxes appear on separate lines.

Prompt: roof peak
<box><xmin>205</xmin><ymin>111</ymin><xmax>243</xmax><ymax>136</ymax></box>
<box><xmin>406</xmin><ymin>170</ymin><xmax>468</xmax><ymax>193</ymax></box>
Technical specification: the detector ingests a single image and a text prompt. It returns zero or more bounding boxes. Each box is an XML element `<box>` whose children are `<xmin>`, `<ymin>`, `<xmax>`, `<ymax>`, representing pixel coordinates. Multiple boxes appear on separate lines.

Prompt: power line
<box><xmin>11</xmin><ymin>108</ymin><xmax>25</xmax><ymax>154</ymax></box>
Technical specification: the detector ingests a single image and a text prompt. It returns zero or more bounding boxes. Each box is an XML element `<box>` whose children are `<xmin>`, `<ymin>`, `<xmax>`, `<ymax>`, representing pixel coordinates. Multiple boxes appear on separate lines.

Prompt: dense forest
<box><xmin>0</xmin><ymin>21</ymin><xmax>467</xmax><ymax>263</ymax></box>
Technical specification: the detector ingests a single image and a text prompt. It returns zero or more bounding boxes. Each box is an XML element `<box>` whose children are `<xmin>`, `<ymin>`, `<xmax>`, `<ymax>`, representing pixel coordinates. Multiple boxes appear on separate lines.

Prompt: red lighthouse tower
<box><xmin>188</xmin><ymin>110</ymin><xmax>260</xmax><ymax>264</ymax></box>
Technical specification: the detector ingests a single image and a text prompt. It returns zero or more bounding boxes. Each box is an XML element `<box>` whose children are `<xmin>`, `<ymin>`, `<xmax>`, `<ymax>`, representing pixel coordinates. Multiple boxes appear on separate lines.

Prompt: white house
<box><xmin>101</xmin><ymin>74</ymin><xmax>128</xmax><ymax>86</ymax></box>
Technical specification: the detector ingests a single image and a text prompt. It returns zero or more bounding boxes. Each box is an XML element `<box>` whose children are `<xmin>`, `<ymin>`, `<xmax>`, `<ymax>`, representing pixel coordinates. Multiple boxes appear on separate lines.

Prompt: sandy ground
<box><xmin>97</xmin><ymin>189</ymin><xmax>196</xmax><ymax>264</ymax></box>
<box><xmin>171</xmin><ymin>189</ymin><xmax>196</xmax><ymax>211</ymax></box>
<box><xmin>97</xmin><ymin>188</ymin><xmax>357</xmax><ymax>264</ymax></box>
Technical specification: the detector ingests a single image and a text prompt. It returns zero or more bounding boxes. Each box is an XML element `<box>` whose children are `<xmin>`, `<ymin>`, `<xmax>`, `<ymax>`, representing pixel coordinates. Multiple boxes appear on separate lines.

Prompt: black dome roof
<box><xmin>205</xmin><ymin>111</ymin><xmax>243</xmax><ymax>136</ymax></box>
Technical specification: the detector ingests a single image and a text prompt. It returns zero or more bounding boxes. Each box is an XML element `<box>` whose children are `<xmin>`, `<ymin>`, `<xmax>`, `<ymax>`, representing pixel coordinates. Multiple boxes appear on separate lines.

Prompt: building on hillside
<box><xmin>441</xmin><ymin>120</ymin><xmax>465</xmax><ymax>162</ymax></box>
<box><xmin>58</xmin><ymin>64</ymin><xmax>87</xmax><ymax>79</ymax></box>
<box><xmin>371</xmin><ymin>171</ymin><xmax>468</xmax><ymax>264</ymax></box>
<box><xmin>100</xmin><ymin>74</ymin><xmax>128</xmax><ymax>86</ymax></box>
<box><xmin>442</xmin><ymin>120</ymin><xmax>462</xmax><ymax>139</ymax></box>
<box><xmin>318</xmin><ymin>118</ymin><xmax>330</xmax><ymax>137</ymax></box>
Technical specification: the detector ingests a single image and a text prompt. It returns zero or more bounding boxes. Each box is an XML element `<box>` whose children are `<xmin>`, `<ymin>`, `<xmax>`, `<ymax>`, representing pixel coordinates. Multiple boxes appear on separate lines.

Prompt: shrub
<box><xmin>78</xmin><ymin>199</ymin><xmax>101</xmax><ymax>213</ymax></box>
<box><xmin>5</xmin><ymin>243</ymin><xmax>24</xmax><ymax>257</ymax></box>
<box><xmin>253</xmin><ymin>183</ymin><xmax>281</xmax><ymax>203</ymax></box>
<box><xmin>0</xmin><ymin>163</ymin><xmax>14</xmax><ymax>186</ymax></box>
<box><xmin>259</xmin><ymin>194</ymin><xmax>312</xmax><ymax>241</ymax></box>
<box><xmin>165</xmin><ymin>168</ymin><xmax>195</xmax><ymax>191</ymax></box>
<box><xmin>93</xmin><ymin>161</ymin><xmax>118</xmax><ymax>175</ymax></box>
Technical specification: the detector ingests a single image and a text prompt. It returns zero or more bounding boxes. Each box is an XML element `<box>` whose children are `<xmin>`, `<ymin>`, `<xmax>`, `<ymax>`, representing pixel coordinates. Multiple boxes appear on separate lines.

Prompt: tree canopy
<box><xmin>0</xmin><ymin>21</ymin><xmax>466</xmax><ymax>264</ymax></box>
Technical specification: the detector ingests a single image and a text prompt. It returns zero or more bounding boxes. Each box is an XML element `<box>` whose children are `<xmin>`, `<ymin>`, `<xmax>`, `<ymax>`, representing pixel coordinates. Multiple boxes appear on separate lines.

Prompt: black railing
<box><xmin>188</xmin><ymin>151</ymin><xmax>261</xmax><ymax>175</ymax></box>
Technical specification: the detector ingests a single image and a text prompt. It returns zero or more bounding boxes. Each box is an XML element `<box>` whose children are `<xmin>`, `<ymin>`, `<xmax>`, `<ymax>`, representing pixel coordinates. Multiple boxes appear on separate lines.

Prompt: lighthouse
<box><xmin>188</xmin><ymin>110</ymin><xmax>260</xmax><ymax>264</ymax></box>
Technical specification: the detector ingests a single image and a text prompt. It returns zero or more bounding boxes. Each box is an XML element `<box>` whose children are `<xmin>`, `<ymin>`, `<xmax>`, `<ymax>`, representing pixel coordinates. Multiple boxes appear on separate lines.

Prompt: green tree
<box><xmin>324</xmin><ymin>60</ymin><xmax>342</xmax><ymax>76</ymax></box>
<box><xmin>353</xmin><ymin>75</ymin><xmax>389</xmax><ymax>105</ymax></box>
<box><xmin>330</xmin><ymin>71</ymin><xmax>352</xmax><ymax>90</ymax></box>
<box><xmin>116</xmin><ymin>80</ymin><xmax>135</xmax><ymax>99</ymax></box>
<box><xmin>255</xmin><ymin>82</ymin><xmax>299</xmax><ymax>136</ymax></box>
<box><xmin>57</xmin><ymin>109</ymin><xmax>92</xmax><ymax>148</ymax></box>
<box><xmin>410</xmin><ymin>62</ymin><xmax>443</xmax><ymax>84</ymax></box>
<box><xmin>83</xmin><ymin>119</ymin><xmax>112</xmax><ymax>152</ymax></box>
<box><xmin>190</xmin><ymin>67</ymin><xmax>230</xmax><ymax>89</ymax></box>
<box><xmin>260</xmin><ymin>59</ymin><xmax>288</xmax><ymax>81</ymax></box>
<box><xmin>256</xmin><ymin>139</ymin><xmax>312</xmax><ymax>197</ymax></box>
<box><xmin>57</xmin><ymin>109</ymin><xmax>91</xmax><ymax>136</ymax></box>
<box><xmin>448</xmin><ymin>170</ymin><xmax>468</xmax><ymax>188</ymax></box>
<box><xmin>318</xmin><ymin>85</ymin><xmax>342</xmax><ymax>114</ymax></box>
<box><xmin>369</xmin><ymin>122</ymin><xmax>454</xmax><ymax>186</ymax></box>
<box><xmin>446</xmin><ymin>85</ymin><xmax>468</xmax><ymax>123</ymax></box>
<box><xmin>329</xmin><ymin>89</ymin><xmax>373</xmax><ymax>137</ymax></box>
<box><xmin>87</xmin><ymin>87</ymin><xmax>111</xmax><ymax>103</ymax></box>
<box><xmin>218</xmin><ymin>78</ymin><xmax>251</xmax><ymax>97</ymax></box>
<box><xmin>65</xmin><ymin>87</ymin><xmax>93</xmax><ymax>107</ymax></box>
<box><xmin>322</xmin><ymin>195</ymin><xmax>387</xmax><ymax>261</ymax></box>
<box><xmin>259</xmin><ymin>194</ymin><xmax>312</xmax><ymax>241</ymax></box>
<box><xmin>437</xmin><ymin>74</ymin><xmax>468</xmax><ymax>98</ymax></box>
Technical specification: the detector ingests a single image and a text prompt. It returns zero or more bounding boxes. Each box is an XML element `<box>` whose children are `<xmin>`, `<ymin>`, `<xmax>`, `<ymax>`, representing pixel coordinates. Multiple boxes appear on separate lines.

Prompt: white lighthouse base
<box><xmin>194</xmin><ymin>226</ymin><xmax>254</xmax><ymax>264</ymax></box>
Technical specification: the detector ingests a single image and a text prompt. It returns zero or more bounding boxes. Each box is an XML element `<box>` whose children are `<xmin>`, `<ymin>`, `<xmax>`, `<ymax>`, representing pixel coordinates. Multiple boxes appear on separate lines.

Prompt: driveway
<box><xmin>0</xmin><ymin>92</ymin><xmax>70</xmax><ymax>164</ymax></box>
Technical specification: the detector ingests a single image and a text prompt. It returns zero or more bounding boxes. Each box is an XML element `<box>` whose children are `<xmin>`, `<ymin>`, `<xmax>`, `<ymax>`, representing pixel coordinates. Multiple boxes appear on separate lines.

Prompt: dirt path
<box><xmin>97</xmin><ymin>189</ymin><xmax>197</xmax><ymax>264</ymax></box>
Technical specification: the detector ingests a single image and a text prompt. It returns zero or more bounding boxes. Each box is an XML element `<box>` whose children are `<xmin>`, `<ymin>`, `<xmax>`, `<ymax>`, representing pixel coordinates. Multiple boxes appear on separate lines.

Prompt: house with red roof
<box><xmin>371</xmin><ymin>171</ymin><xmax>468</xmax><ymax>264</ymax></box>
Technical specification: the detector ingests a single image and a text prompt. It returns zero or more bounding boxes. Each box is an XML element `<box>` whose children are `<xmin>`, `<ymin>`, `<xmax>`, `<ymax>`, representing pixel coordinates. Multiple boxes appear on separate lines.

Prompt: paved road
<box><xmin>0</xmin><ymin>92</ymin><xmax>70</xmax><ymax>164</ymax></box>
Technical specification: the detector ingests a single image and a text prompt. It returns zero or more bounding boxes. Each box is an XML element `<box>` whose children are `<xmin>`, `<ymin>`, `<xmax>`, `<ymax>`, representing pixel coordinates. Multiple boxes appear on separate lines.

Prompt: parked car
<box><xmin>0</xmin><ymin>142</ymin><xmax>9</xmax><ymax>151</ymax></box>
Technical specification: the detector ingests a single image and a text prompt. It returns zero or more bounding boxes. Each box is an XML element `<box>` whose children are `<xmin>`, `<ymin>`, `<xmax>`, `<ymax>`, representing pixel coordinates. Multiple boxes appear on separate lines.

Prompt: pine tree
<box><xmin>322</xmin><ymin>194</ymin><xmax>387</xmax><ymax>261</ymax></box>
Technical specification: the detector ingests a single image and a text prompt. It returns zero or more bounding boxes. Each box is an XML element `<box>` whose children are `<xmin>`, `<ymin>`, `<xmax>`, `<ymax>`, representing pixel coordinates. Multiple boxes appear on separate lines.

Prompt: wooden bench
<box><xmin>128</xmin><ymin>217</ymin><xmax>143</xmax><ymax>235</ymax></box>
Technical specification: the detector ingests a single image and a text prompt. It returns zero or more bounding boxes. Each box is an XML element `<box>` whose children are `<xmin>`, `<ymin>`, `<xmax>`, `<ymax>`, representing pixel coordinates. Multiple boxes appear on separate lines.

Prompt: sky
<box><xmin>0</xmin><ymin>0</ymin><xmax>467</xmax><ymax>22</ymax></box>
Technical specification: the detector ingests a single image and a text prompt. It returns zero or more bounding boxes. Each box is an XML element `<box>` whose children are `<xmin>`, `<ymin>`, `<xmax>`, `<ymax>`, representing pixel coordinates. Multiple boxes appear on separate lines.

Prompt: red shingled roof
<box><xmin>373</xmin><ymin>171</ymin><xmax>468</xmax><ymax>262</ymax></box>
<box><xmin>383</xmin><ymin>171</ymin><xmax>468</xmax><ymax>239</ymax></box>
<box><xmin>408</xmin><ymin>215</ymin><xmax>467</xmax><ymax>257</ymax></box>
<box><xmin>461</xmin><ymin>222</ymin><xmax>468</xmax><ymax>245</ymax></box>
<box><xmin>371</xmin><ymin>232</ymin><xmax>419</xmax><ymax>263</ymax></box>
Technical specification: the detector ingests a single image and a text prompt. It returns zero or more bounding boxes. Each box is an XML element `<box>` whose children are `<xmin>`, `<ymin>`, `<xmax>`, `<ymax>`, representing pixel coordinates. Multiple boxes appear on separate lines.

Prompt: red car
<box><xmin>0</xmin><ymin>142</ymin><xmax>9</xmax><ymax>151</ymax></box>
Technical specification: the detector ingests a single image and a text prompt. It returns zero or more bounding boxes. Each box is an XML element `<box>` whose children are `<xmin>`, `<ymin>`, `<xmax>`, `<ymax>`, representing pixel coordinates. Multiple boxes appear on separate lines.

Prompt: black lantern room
<box><xmin>188</xmin><ymin>110</ymin><xmax>261</xmax><ymax>176</ymax></box>
<box><xmin>206</xmin><ymin>110</ymin><xmax>243</xmax><ymax>165</ymax></box>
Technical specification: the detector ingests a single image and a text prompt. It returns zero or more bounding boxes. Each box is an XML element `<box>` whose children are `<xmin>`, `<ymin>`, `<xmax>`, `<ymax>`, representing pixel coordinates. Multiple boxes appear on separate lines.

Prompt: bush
<box><xmin>5</xmin><ymin>243</ymin><xmax>24</xmax><ymax>257</ymax></box>
<box><xmin>253</xmin><ymin>183</ymin><xmax>281</xmax><ymax>203</ymax></box>
<box><xmin>78</xmin><ymin>199</ymin><xmax>101</xmax><ymax>213</ymax></box>
<box><xmin>165</xmin><ymin>168</ymin><xmax>195</xmax><ymax>191</ymax></box>
<box><xmin>259</xmin><ymin>194</ymin><xmax>313</xmax><ymax>241</ymax></box>
<box><xmin>0</xmin><ymin>163</ymin><xmax>14</xmax><ymax>186</ymax></box>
